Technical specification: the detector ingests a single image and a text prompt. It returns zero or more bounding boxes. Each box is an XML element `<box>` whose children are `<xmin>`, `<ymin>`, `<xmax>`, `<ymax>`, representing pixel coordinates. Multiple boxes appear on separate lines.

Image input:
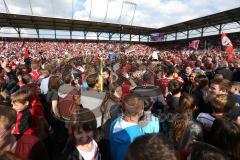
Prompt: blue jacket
<box><xmin>141</xmin><ymin>112</ymin><xmax>160</xmax><ymax>134</ymax></box>
<box><xmin>109</xmin><ymin>117</ymin><xmax>143</xmax><ymax>160</ymax></box>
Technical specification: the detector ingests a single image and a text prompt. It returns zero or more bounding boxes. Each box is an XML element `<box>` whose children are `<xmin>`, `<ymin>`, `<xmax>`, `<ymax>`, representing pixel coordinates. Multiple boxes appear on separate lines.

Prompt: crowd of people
<box><xmin>0</xmin><ymin>38</ymin><xmax>240</xmax><ymax>160</ymax></box>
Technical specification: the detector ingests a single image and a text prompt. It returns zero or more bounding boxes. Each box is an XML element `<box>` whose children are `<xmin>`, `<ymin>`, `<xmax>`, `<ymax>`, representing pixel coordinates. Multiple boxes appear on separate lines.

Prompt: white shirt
<box><xmin>40</xmin><ymin>77</ymin><xmax>50</xmax><ymax>94</ymax></box>
<box><xmin>77</xmin><ymin>140</ymin><xmax>99</xmax><ymax>160</ymax></box>
<box><xmin>113</xmin><ymin>117</ymin><xmax>137</xmax><ymax>133</ymax></box>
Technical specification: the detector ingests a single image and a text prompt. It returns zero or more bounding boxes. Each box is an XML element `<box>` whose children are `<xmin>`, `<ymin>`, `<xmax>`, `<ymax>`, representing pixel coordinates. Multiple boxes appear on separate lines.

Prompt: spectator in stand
<box><xmin>139</xmin><ymin>97</ymin><xmax>160</xmax><ymax>134</ymax></box>
<box><xmin>109</xmin><ymin>93</ymin><xmax>144</xmax><ymax>160</ymax></box>
<box><xmin>167</xmin><ymin>79</ymin><xmax>182</xmax><ymax>112</ymax></box>
<box><xmin>209</xmin><ymin>118</ymin><xmax>240</xmax><ymax>160</ymax></box>
<box><xmin>193</xmin><ymin>75</ymin><xmax>210</xmax><ymax>115</ymax></box>
<box><xmin>59</xmin><ymin>107</ymin><xmax>101</xmax><ymax>160</ymax></box>
<box><xmin>1</xmin><ymin>38</ymin><xmax>240</xmax><ymax>160</ymax></box>
<box><xmin>0</xmin><ymin>60</ymin><xmax>19</xmax><ymax>95</ymax></box>
<box><xmin>193</xmin><ymin>60</ymin><xmax>204</xmax><ymax>74</ymax></box>
<box><xmin>181</xmin><ymin>65</ymin><xmax>193</xmax><ymax>93</ymax></box>
<box><xmin>188</xmin><ymin>142</ymin><xmax>227</xmax><ymax>160</ymax></box>
<box><xmin>29</xmin><ymin>60</ymin><xmax>40</xmax><ymax>81</ymax></box>
<box><xmin>11</xmin><ymin>88</ymin><xmax>48</xmax><ymax>140</ymax></box>
<box><xmin>232</xmin><ymin>60</ymin><xmax>240</xmax><ymax>81</ymax></box>
<box><xmin>0</xmin><ymin>105</ymin><xmax>49</xmax><ymax>160</ymax></box>
<box><xmin>171</xmin><ymin>93</ymin><xmax>203</xmax><ymax>159</ymax></box>
<box><xmin>209</xmin><ymin>79</ymin><xmax>231</xmax><ymax>95</ymax></box>
<box><xmin>40</xmin><ymin>64</ymin><xmax>57</xmax><ymax>95</ymax></box>
<box><xmin>226</xmin><ymin>107</ymin><xmax>240</xmax><ymax>126</ymax></box>
<box><xmin>214</xmin><ymin>73</ymin><xmax>224</xmax><ymax>81</ymax></box>
<box><xmin>216</xmin><ymin>61</ymin><xmax>233</xmax><ymax>81</ymax></box>
<box><xmin>197</xmin><ymin>94</ymin><xmax>235</xmax><ymax>129</ymax></box>
<box><xmin>126</xmin><ymin>134</ymin><xmax>178</xmax><ymax>160</ymax></box>
<box><xmin>57</xmin><ymin>72</ymin><xmax>81</xmax><ymax>121</ymax></box>
<box><xmin>204</xmin><ymin>57</ymin><xmax>214</xmax><ymax>80</ymax></box>
<box><xmin>81</xmin><ymin>72</ymin><xmax>106</xmax><ymax>128</ymax></box>
<box><xmin>229</xmin><ymin>81</ymin><xmax>240</xmax><ymax>106</ymax></box>
<box><xmin>157</xmin><ymin>66</ymin><xmax>175</xmax><ymax>96</ymax></box>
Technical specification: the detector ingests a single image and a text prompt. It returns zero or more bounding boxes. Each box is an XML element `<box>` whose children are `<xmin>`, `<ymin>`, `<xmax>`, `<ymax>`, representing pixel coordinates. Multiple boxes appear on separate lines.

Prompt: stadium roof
<box><xmin>155</xmin><ymin>7</ymin><xmax>240</xmax><ymax>34</ymax></box>
<box><xmin>0</xmin><ymin>13</ymin><xmax>154</xmax><ymax>36</ymax></box>
<box><xmin>0</xmin><ymin>7</ymin><xmax>239</xmax><ymax>38</ymax></box>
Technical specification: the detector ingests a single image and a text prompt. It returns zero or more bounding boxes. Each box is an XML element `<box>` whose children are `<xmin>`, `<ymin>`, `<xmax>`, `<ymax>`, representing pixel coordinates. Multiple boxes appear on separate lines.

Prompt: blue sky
<box><xmin>0</xmin><ymin>0</ymin><xmax>240</xmax><ymax>28</ymax></box>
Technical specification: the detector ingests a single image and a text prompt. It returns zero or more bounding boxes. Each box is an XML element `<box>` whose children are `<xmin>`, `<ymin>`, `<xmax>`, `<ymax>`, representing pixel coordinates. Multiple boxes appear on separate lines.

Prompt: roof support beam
<box><xmin>96</xmin><ymin>32</ymin><xmax>102</xmax><ymax>40</ymax></box>
<box><xmin>16</xmin><ymin>27</ymin><xmax>21</xmax><ymax>38</ymax></box>
<box><xmin>195</xmin><ymin>28</ymin><xmax>202</xmax><ymax>34</ymax></box>
<box><xmin>120</xmin><ymin>33</ymin><xmax>122</xmax><ymax>41</ymax></box>
<box><xmin>201</xmin><ymin>27</ymin><xmax>204</xmax><ymax>37</ymax></box>
<box><xmin>219</xmin><ymin>24</ymin><xmax>222</xmax><ymax>34</ymax></box>
<box><xmin>179</xmin><ymin>31</ymin><xmax>187</xmax><ymax>36</ymax></box>
<box><xmin>70</xmin><ymin>19</ymin><xmax>74</xmax><ymax>40</ymax></box>
<box><xmin>109</xmin><ymin>32</ymin><xmax>114</xmax><ymax>41</ymax></box>
<box><xmin>53</xmin><ymin>19</ymin><xmax>56</xmax><ymax>39</ymax></box>
<box><xmin>29</xmin><ymin>17</ymin><xmax>39</xmax><ymax>38</ymax></box>
<box><xmin>83</xmin><ymin>31</ymin><xmax>88</xmax><ymax>40</ymax></box>
<box><xmin>36</xmin><ymin>28</ymin><xmax>39</xmax><ymax>38</ymax></box>
<box><xmin>4</xmin><ymin>15</ymin><xmax>20</xmax><ymax>35</ymax></box>
<box><xmin>211</xmin><ymin>25</ymin><xmax>220</xmax><ymax>31</ymax></box>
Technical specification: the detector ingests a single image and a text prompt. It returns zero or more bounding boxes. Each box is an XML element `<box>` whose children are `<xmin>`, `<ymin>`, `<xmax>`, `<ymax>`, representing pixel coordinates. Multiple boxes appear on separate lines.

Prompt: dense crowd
<box><xmin>0</xmin><ymin>39</ymin><xmax>240</xmax><ymax>160</ymax></box>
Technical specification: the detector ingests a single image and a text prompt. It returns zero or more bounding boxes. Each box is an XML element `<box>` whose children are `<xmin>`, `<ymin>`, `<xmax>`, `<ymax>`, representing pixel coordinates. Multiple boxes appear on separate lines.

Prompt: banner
<box><xmin>150</xmin><ymin>33</ymin><xmax>164</xmax><ymax>42</ymax></box>
<box><xmin>189</xmin><ymin>40</ymin><xmax>200</xmax><ymax>50</ymax></box>
<box><xmin>221</xmin><ymin>32</ymin><xmax>234</xmax><ymax>53</ymax></box>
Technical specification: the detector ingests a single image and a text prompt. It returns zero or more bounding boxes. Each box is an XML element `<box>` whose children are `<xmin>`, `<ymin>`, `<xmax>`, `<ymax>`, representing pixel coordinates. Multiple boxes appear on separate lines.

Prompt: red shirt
<box><xmin>227</xmin><ymin>54</ymin><xmax>234</xmax><ymax>61</ymax></box>
<box><xmin>30</xmin><ymin>70</ymin><xmax>39</xmax><ymax>81</ymax></box>
<box><xmin>15</xmin><ymin>134</ymin><xmax>49</xmax><ymax>160</ymax></box>
<box><xmin>157</xmin><ymin>77</ymin><xmax>173</xmax><ymax>95</ymax></box>
<box><xmin>121</xmin><ymin>82</ymin><xmax>131</xmax><ymax>98</ymax></box>
<box><xmin>13</xmin><ymin>99</ymin><xmax>48</xmax><ymax>138</ymax></box>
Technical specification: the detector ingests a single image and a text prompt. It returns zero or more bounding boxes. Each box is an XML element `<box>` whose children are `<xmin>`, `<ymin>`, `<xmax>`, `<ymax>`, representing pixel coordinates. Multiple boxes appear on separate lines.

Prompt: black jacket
<box><xmin>56</xmin><ymin>139</ymin><xmax>81</xmax><ymax>160</ymax></box>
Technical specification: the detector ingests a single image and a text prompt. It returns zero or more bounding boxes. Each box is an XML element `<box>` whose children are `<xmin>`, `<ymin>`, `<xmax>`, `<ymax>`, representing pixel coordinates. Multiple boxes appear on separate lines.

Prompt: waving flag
<box><xmin>221</xmin><ymin>32</ymin><xmax>234</xmax><ymax>53</ymax></box>
<box><xmin>189</xmin><ymin>40</ymin><xmax>200</xmax><ymax>50</ymax></box>
<box><xmin>24</xmin><ymin>48</ymin><xmax>29</xmax><ymax>59</ymax></box>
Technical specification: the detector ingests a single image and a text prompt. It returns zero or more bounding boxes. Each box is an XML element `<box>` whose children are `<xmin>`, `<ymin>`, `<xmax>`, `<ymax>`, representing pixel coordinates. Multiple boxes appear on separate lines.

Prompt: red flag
<box><xmin>189</xmin><ymin>40</ymin><xmax>200</xmax><ymax>50</ymax></box>
<box><xmin>24</xmin><ymin>48</ymin><xmax>29</xmax><ymax>59</ymax></box>
<box><xmin>221</xmin><ymin>32</ymin><xmax>234</xmax><ymax>53</ymax></box>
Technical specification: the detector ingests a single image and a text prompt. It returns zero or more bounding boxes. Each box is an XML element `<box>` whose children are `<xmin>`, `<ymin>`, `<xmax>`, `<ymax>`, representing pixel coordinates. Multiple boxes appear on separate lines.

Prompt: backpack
<box><xmin>58</xmin><ymin>88</ymin><xmax>79</xmax><ymax>121</ymax></box>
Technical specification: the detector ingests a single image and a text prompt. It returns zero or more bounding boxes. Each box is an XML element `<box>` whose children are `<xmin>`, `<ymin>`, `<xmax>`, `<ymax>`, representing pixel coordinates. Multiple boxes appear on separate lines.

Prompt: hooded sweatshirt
<box><xmin>58</xmin><ymin>84</ymin><xmax>76</xmax><ymax>98</ymax></box>
<box><xmin>109</xmin><ymin>116</ymin><xmax>143</xmax><ymax>160</ymax></box>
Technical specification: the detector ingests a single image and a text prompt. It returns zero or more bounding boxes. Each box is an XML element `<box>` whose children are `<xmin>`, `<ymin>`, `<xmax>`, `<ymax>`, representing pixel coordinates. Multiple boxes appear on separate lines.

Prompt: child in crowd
<box><xmin>11</xmin><ymin>88</ymin><xmax>48</xmax><ymax>140</ymax></box>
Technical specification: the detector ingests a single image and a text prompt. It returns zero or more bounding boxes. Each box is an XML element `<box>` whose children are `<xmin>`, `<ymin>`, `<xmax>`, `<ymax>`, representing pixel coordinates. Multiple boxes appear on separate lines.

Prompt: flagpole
<box><xmin>99</xmin><ymin>56</ymin><xmax>104</xmax><ymax>92</ymax></box>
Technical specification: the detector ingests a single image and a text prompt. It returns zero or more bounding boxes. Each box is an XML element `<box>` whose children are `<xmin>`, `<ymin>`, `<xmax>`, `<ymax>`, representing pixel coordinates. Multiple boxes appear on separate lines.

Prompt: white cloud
<box><xmin>0</xmin><ymin>0</ymin><xmax>239</xmax><ymax>28</ymax></box>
